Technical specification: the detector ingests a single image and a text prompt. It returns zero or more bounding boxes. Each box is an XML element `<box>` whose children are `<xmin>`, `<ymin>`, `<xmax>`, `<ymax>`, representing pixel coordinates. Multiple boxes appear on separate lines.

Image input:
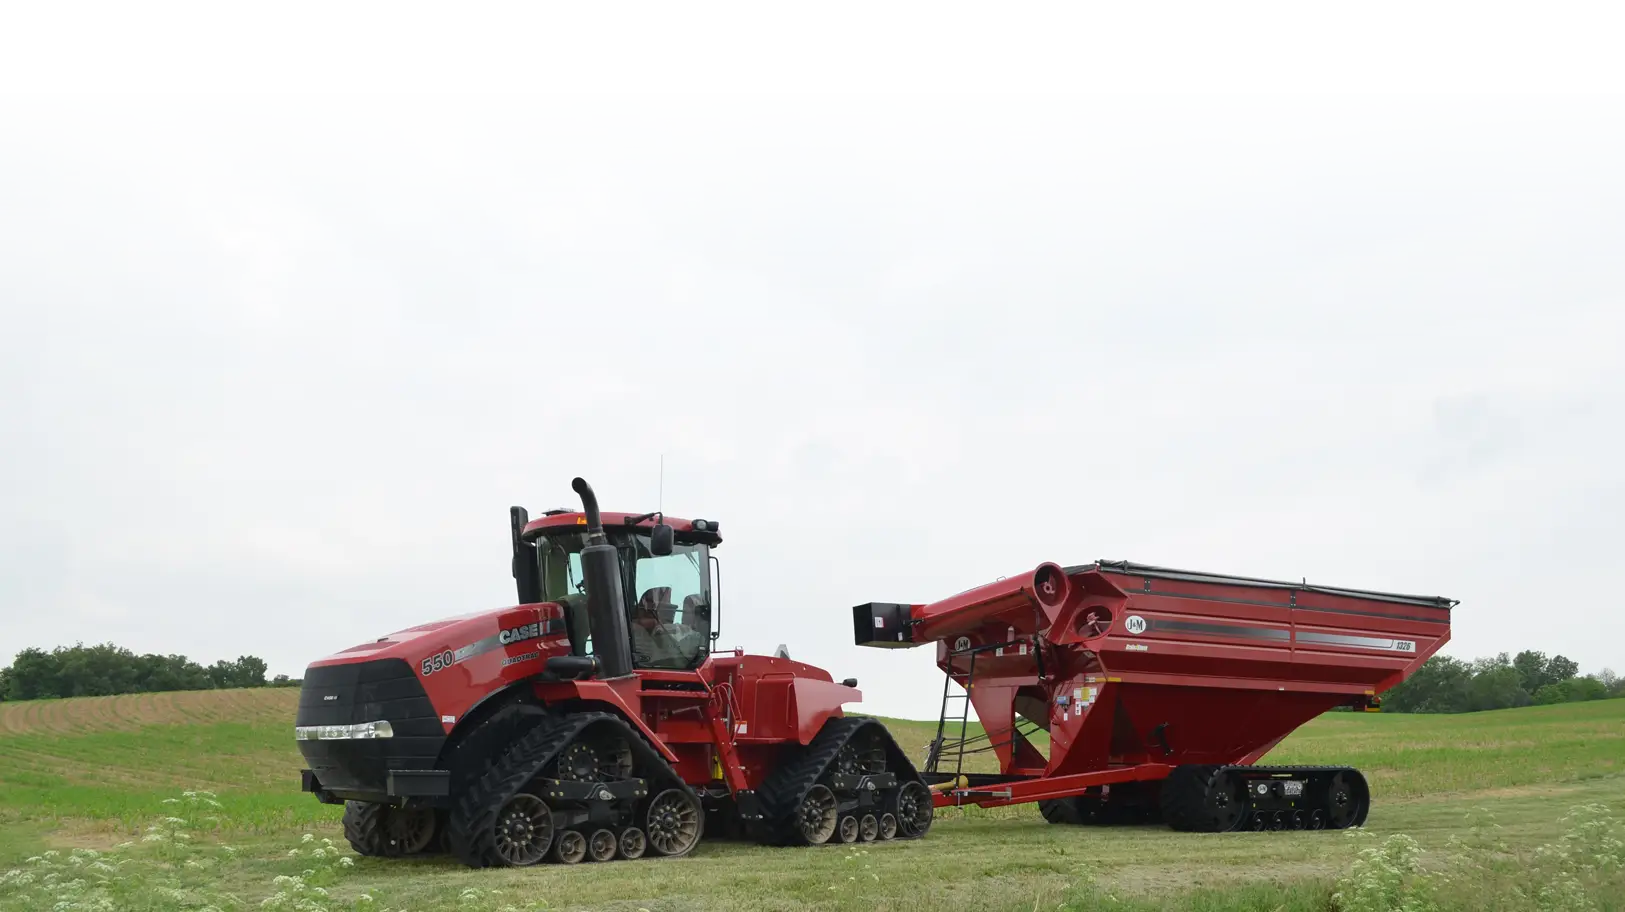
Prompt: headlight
<box><xmin>294</xmin><ymin>720</ymin><xmax>395</xmax><ymax>741</ymax></box>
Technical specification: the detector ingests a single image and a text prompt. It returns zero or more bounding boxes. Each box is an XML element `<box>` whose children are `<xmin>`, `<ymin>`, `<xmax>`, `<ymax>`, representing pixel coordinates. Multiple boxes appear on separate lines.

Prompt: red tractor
<box><xmin>296</xmin><ymin>478</ymin><xmax>932</xmax><ymax>866</ymax></box>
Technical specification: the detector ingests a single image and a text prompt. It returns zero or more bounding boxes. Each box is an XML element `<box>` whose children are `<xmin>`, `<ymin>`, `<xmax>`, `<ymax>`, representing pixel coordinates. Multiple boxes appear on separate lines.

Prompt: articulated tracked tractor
<box><xmin>295</xmin><ymin>477</ymin><xmax>932</xmax><ymax>868</ymax></box>
<box><xmin>855</xmin><ymin>561</ymin><xmax>1454</xmax><ymax>832</ymax></box>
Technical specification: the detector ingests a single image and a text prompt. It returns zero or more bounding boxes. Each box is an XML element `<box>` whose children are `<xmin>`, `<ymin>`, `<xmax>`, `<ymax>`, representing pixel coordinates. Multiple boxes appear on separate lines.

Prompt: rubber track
<box><xmin>448</xmin><ymin>712</ymin><xmax>698</xmax><ymax>867</ymax></box>
<box><xmin>1163</xmin><ymin>764</ymin><xmax>1368</xmax><ymax>833</ymax></box>
<box><xmin>342</xmin><ymin>801</ymin><xmax>388</xmax><ymax>856</ymax></box>
<box><xmin>444</xmin><ymin>703</ymin><xmax>551</xmax><ymax>796</ymax></box>
<box><xmin>755</xmin><ymin>716</ymin><xmax>927</xmax><ymax>847</ymax></box>
<box><xmin>1038</xmin><ymin>798</ymin><xmax>1084</xmax><ymax>825</ymax></box>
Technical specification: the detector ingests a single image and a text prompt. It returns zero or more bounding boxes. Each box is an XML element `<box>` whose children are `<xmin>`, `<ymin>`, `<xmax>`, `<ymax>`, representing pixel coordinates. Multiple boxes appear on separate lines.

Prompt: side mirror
<box><xmin>651</xmin><ymin>522</ymin><xmax>675</xmax><ymax>556</ymax></box>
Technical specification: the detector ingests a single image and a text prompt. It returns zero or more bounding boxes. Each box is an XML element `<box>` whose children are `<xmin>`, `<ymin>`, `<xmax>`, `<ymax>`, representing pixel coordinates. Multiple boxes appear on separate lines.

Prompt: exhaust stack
<box><xmin>572</xmin><ymin>477</ymin><xmax>634</xmax><ymax>678</ymax></box>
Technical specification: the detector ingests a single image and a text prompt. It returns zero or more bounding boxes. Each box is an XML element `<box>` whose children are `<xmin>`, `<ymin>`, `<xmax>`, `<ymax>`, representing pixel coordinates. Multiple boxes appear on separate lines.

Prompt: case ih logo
<box><xmin>499</xmin><ymin>623</ymin><xmax>541</xmax><ymax>645</ymax></box>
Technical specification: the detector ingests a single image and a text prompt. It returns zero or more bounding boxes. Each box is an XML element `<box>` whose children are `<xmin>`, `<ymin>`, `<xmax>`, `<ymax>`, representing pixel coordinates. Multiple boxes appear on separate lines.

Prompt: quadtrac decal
<box><xmin>421</xmin><ymin>620</ymin><xmax>550</xmax><ymax>677</ymax></box>
<box><xmin>501</xmin><ymin>651</ymin><xmax>541</xmax><ymax>669</ymax></box>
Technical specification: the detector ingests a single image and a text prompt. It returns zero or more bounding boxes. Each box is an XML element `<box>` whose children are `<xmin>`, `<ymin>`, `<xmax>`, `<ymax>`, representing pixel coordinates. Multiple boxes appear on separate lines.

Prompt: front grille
<box><xmin>296</xmin><ymin>658</ymin><xmax>444</xmax><ymax>797</ymax></box>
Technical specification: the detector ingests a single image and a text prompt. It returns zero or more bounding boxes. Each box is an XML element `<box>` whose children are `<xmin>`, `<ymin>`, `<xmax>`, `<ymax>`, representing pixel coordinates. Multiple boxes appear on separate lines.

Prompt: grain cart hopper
<box><xmin>855</xmin><ymin>560</ymin><xmax>1453</xmax><ymax>832</ymax></box>
<box><xmin>295</xmin><ymin>477</ymin><xmax>933</xmax><ymax>868</ymax></box>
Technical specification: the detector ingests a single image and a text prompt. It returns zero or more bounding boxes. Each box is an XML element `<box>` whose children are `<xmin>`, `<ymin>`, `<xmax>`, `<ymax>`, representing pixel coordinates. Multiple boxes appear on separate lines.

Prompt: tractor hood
<box><xmin>304</xmin><ymin>601</ymin><xmax>571</xmax><ymax>689</ymax></box>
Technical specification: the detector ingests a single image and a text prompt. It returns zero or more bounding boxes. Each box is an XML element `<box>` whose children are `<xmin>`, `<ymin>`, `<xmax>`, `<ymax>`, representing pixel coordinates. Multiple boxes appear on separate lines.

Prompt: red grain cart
<box><xmin>855</xmin><ymin>560</ymin><xmax>1453</xmax><ymax>832</ymax></box>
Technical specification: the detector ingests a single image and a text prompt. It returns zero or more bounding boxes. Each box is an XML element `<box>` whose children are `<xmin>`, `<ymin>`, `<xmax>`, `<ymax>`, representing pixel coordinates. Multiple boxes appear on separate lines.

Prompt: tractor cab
<box><xmin>511</xmin><ymin>504</ymin><xmax>722</xmax><ymax>672</ymax></box>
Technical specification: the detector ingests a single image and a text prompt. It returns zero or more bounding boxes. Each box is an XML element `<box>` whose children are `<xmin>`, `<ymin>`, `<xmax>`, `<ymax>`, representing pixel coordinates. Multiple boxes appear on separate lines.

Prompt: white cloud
<box><xmin>2</xmin><ymin>18</ymin><xmax>1624</xmax><ymax>717</ymax></box>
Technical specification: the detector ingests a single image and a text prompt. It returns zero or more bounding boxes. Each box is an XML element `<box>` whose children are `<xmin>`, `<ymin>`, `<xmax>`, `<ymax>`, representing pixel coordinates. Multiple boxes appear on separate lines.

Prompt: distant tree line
<box><xmin>0</xmin><ymin>642</ymin><xmax>301</xmax><ymax>702</ymax></box>
<box><xmin>1383</xmin><ymin>650</ymin><xmax>1623</xmax><ymax>713</ymax></box>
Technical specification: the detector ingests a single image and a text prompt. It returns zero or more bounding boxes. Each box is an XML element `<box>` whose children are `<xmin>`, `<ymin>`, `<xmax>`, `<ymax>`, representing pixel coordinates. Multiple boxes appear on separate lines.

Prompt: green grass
<box><xmin>2</xmin><ymin>690</ymin><xmax>1623</xmax><ymax>911</ymax></box>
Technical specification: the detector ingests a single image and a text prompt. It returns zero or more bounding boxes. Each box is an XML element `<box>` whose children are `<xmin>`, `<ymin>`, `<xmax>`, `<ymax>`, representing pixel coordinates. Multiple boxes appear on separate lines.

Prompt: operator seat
<box><xmin>681</xmin><ymin>593</ymin><xmax>708</xmax><ymax>627</ymax></box>
<box><xmin>636</xmin><ymin>586</ymin><xmax>675</xmax><ymax>623</ymax></box>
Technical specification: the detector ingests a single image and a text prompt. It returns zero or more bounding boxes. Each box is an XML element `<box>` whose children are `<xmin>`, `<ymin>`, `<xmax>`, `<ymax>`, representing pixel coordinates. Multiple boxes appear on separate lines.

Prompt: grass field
<box><xmin>2</xmin><ymin>690</ymin><xmax>1623</xmax><ymax>911</ymax></box>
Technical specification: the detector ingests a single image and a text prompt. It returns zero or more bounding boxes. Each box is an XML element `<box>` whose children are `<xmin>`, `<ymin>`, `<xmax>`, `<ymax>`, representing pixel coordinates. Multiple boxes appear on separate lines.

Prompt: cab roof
<box><xmin>521</xmin><ymin>511</ymin><xmax>722</xmax><ymax>546</ymax></box>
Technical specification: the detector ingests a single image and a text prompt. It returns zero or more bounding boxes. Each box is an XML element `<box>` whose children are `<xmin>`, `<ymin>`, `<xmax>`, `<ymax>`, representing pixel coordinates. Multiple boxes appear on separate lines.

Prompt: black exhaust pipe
<box><xmin>571</xmin><ymin>477</ymin><xmax>633</xmax><ymax>679</ymax></box>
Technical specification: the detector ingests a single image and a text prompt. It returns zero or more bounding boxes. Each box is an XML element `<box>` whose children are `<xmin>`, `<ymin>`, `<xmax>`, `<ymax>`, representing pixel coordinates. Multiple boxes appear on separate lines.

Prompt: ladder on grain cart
<box><xmin>923</xmin><ymin>635</ymin><xmax>1047</xmax><ymax>798</ymax></box>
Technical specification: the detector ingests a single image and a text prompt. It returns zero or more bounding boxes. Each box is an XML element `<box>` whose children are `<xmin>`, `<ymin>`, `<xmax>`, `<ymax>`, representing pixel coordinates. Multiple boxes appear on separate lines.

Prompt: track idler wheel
<box><xmin>878</xmin><ymin>813</ymin><xmax>898</xmax><ymax>840</ymax></box>
<box><xmin>586</xmin><ymin>829</ymin><xmax>618</xmax><ymax>862</ymax></box>
<box><xmin>491</xmin><ymin>793</ymin><xmax>554</xmax><ymax>867</ymax></box>
<box><xmin>553</xmin><ymin>830</ymin><xmax>587</xmax><ymax>864</ymax></box>
<box><xmin>645</xmin><ymin>788</ymin><xmax>704</xmax><ymax>857</ymax></box>
<box><xmin>384</xmin><ymin>807</ymin><xmax>438</xmax><ymax>855</ymax></box>
<box><xmin>618</xmin><ymin>827</ymin><xmax>647</xmax><ymax>860</ymax></box>
<box><xmin>837</xmin><ymin>816</ymin><xmax>859</xmax><ymax>843</ymax></box>
<box><xmin>792</xmin><ymin>784</ymin><xmax>839</xmax><ymax>845</ymax></box>
<box><xmin>894</xmin><ymin>781</ymin><xmax>935</xmax><ymax>838</ymax></box>
<box><xmin>1324</xmin><ymin>770</ymin><xmax>1369</xmax><ymax>829</ymax></box>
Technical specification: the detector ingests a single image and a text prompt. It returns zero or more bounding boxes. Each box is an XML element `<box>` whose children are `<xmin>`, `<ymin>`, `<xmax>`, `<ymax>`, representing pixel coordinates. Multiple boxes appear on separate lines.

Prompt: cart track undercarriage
<box><xmin>1035</xmin><ymin>765</ymin><xmax>1370</xmax><ymax>832</ymax></box>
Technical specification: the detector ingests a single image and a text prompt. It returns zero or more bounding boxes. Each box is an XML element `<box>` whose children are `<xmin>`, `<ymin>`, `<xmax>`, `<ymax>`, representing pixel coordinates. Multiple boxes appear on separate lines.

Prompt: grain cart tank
<box><xmin>855</xmin><ymin>560</ymin><xmax>1453</xmax><ymax>832</ymax></box>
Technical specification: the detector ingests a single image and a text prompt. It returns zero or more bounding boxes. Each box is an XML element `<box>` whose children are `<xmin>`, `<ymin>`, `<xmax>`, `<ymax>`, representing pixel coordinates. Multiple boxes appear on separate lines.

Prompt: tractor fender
<box><xmin>435</xmin><ymin>685</ymin><xmax>550</xmax><ymax>789</ymax></box>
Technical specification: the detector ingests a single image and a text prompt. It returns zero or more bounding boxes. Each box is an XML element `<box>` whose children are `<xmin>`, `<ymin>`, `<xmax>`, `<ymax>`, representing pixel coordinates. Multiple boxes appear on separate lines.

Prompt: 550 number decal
<box><xmin>422</xmin><ymin>650</ymin><xmax>456</xmax><ymax>676</ymax></box>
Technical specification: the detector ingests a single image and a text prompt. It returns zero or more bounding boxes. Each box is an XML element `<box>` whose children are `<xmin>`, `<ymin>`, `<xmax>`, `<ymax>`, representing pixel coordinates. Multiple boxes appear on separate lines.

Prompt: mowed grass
<box><xmin>1</xmin><ymin>689</ymin><xmax>1623</xmax><ymax>911</ymax></box>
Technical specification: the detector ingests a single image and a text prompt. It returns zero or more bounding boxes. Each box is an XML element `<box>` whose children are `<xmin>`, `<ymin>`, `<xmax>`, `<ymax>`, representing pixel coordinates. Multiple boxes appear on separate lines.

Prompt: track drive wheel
<box><xmin>1161</xmin><ymin>765</ymin><xmax>1247</xmax><ymax>833</ymax></box>
<box><xmin>645</xmin><ymin>788</ymin><xmax>704</xmax><ymax>857</ymax></box>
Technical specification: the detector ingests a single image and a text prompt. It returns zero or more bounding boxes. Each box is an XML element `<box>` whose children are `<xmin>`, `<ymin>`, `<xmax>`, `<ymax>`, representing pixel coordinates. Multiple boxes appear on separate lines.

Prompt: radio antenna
<box><xmin>659</xmin><ymin>454</ymin><xmax>664</xmax><ymax>514</ymax></box>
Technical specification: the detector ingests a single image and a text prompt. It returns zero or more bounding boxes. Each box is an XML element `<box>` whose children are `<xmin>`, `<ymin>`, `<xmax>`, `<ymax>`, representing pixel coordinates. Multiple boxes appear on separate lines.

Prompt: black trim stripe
<box><xmin>1112</xmin><ymin>585</ymin><xmax>1449</xmax><ymax>626</ymax></box>
<box><xmin>1146</xmin><ymin>618</ymin><xmax>1290</xmax><ymax>641</ymax></box>
<box><xmin>1071</xmin><ymin>561</ymin><xmax>1456</xmax><ymax>610</ymax></box>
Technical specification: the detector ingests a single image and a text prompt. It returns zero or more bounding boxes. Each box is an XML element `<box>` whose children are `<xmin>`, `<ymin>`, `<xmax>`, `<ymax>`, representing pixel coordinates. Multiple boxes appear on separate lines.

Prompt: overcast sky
<box><xmin>3</xmin><ymin>4</ymin><xmax>1623</xmax><ymax>718</ymax></box>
